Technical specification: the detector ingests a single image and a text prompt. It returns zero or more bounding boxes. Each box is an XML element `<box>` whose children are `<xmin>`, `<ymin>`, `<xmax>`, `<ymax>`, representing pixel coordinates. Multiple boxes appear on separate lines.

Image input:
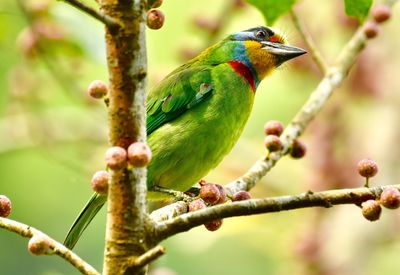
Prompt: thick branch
<box><xmin>290</xmin><ymin>9</ymin><xmax>328</xmax><ymax>73</ymax></box>
<box><xmin>60</xmin><ymin>0</ymin><xmax>120</xmax><ymax>30</ymax></box>
<box><xmin>0</xmin><ymin>218</ymin><xmax>99</xmax><ymax>275</ymax></box>
<box><xmin>155</xmin><ymin>185</ymin><xmax>399</xmax><ymax>241</ymax></box>
<box><xmin>100</xmin><ymin>0</ymin><xmax>149</xmax><ymax>274</ymax></box>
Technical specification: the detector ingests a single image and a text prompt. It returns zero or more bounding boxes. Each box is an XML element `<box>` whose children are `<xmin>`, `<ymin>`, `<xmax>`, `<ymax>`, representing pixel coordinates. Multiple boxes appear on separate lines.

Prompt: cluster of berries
<box><xmin>263</xmin><ymin>120</ymin><xmax>306</xmax><ymax>159</ymax></box>
<box><xmin>357</xmin><ymin>159</ymin><xmax>400</xmax><ymax>221</ymax></box>
<box><xmin>188</xmin><ymin>182</ymin><xmax>252</xmax><ymax>232</ymax></box>
<box><xmin>363</xmin><ymin>4</ymin><xmax>392</xmax><ymax>38</ymax></box>
<box><xmin>146</xmin><ymin>0</ymin><xmax>165</xmax><ymax>30</ymax></box>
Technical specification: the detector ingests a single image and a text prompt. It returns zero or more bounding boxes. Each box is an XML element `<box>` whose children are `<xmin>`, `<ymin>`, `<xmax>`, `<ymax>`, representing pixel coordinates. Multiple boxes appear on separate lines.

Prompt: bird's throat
<box><xmin>227</xmin><ymin>61</ymin><xmax>256</xmax><ymax>92</ymax></box>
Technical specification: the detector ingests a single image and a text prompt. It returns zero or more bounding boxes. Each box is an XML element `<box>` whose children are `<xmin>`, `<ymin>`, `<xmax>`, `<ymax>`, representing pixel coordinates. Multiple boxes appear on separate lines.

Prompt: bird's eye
<box><xmin>255</xmin><ymin>30</ymin><xmax>266</xmax><ymax>40</ymax></box>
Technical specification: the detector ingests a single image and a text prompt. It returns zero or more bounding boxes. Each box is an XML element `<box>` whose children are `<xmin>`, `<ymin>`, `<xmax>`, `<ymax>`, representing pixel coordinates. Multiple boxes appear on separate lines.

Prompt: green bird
<box><xmin>64</xmin><ymin>26</ymin><xmax>306</xmax><ymax>249</ymax></box>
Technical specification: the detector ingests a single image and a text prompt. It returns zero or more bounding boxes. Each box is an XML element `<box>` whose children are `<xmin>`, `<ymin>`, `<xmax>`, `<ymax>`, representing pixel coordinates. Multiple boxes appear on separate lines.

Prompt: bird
<box><xmin>64</xmin><ymin>26</ymin><xmax>306</xmax><ymax>249</ymax></box>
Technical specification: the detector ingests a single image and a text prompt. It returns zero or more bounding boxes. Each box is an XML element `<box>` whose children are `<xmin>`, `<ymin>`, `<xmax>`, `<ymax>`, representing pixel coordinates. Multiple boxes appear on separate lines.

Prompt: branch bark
<box><xmin>154</xmin><ymin>185</ymin><xmax>399</xmax><ymax>241</ymax></box>
<box><xmin>99</xmin><ymin>0</ymin><xmax>150</xmax><ymax>274</ymax></box>
<box><xmin>0</xmin><ymin>217</ymin><xmax>99</xmax><ymax>275</ymax></box>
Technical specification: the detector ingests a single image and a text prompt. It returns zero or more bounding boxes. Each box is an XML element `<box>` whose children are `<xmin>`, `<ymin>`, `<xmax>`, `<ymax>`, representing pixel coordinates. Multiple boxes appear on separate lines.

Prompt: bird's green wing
<box><xmin>146</xmin><ymin>66</ymin><xmax>214</xmax><ymax>135</ymax></box>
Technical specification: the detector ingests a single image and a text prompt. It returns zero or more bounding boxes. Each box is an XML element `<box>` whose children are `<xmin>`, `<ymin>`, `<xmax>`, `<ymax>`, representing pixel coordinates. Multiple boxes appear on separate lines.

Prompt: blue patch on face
<box><xmin>232</xmin><ymin>42</ymin><xmax>261</xmax><ymax>87</ymax></box>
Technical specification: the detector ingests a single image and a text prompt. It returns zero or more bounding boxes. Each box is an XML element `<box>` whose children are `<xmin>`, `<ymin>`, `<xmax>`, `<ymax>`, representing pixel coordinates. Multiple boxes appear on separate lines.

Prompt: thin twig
<box><xmin>290</xmin><ymin>9</ymin><xmax>328</xmax><ymax>73</ymax></box>
<box><xmin>126</xmin><ymin>245</ymin><xmax>166</xmax><ymax>270</ymax></box>
<box><xmin>60</xmin><ymin>0</ymin><xmax>120</xmax><ymax>30</ymax></box>
<box><xmin>0</xmin><ymin>218</ymin><xmax>99</xmax><ymax>275</ymax></box>
<box><xmin>155</xmin><ymin>185</ymin><xmax>399</xmax><ymax>241</ymax></box>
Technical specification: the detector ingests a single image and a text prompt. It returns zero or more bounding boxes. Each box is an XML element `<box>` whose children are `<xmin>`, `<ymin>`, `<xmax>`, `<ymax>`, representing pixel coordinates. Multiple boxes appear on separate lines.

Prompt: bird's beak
<box><xmin>261</xmin><ymin>41</ymin><xmax>306</xmax><ymax>65</ymax></box>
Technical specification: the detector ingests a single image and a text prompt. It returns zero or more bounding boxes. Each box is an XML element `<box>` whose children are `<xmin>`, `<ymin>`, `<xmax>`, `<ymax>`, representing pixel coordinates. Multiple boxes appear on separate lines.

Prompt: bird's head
<box><xmin>228</xmin><ymin>26</ymin><xmax>306</xmax><ymax>80</ymax></box>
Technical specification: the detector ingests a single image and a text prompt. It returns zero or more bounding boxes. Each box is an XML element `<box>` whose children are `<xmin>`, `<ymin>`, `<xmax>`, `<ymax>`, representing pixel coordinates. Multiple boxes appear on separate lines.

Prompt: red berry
<box><xmin>215</xmin><ymin>184</ymin><xmax>227</xmax><ymax>204</ymax></box>
<box><xmin>127</xmin><ymin>142</ymin><xmax>152</xmax><ymax>167</ymax></box>
<box><xmin>147</xmin><ymin>9</ymin><xmax>165</xmax><ymax>30</ymax></box>
<box><xmin>372</xmin><ymin>5</ymin><xmax>391</xmax><ymax>23</ymax></box>
<box><xmin>91</xmin><ymin>170</ymin><xmax>110</xmax><ymax>195</ymax></box>
<box><xmin>0</xmin><ymin>195</ymin><xmax>12</xmax><ymax>218</ymax></box>
<box><xmin>380</xmin><ymin>187</ymin><xmax>400</xmax><ymax>209</ymax></box>
<box><xmin>204</xmin><ymin>219</ymin><xmax>223</xmax><ymax>231</ymax></box>
<box><xmin>199</xmin><ymin>183</ymin><xmax>221</xmax><ymax>205</ymax></box>
<box><xmin>28</xmin><ymin>235</ymin><xmax>51</xmax><ymax>255</ymax></box>
<box><xmin>264</xmin><ymin>135</ymin><xmax>283</xmax><ymax>152</ymax></box>
<box><xmin>232</xmin><ymin>191</ymin><xmax>251</xmax><ymax>201</ymax></box>
<box><xmin>290</xmin><ymin>139</ymin><xmax>306</xmax><ymax>159</ymax></box>
<box><xmin>87</xmin><ymin>80</ymin><xmax>108</xmax><ymax>99</ymax></box>
<box><xmin>363</xmin><ymin>21</ymin><xmax>379</xmax><ymax>39</ymax></box>
<box><xmin>105</xmin><ymin>146</ymin><xmax>127</xmax><ymax>170</ymax></box>
<box><xmin>361</xmin><ymin>200</ymin><xmax>381</xmax><ymax>221</ymax></box>
<box><xmin>357</xmin><ymin>159</ymin><xmax>378</xmax><ymax>178</ymax></box>
<box><xmin>188</xmin><ymin>199</ymin><xmax>206</xmax><ymax>212</ymax></box>
<box><xmin>263</xmin><ymin>120</ymin><xmax>284</xmax><ymax>136</ymax></box>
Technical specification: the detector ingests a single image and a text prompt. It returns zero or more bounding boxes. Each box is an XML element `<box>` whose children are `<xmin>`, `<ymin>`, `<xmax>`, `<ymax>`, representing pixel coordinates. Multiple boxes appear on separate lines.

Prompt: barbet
<box><xmin>64</xmin><ymin>26</ymin><xmax>306</xmax><ymax>249</ymax></box>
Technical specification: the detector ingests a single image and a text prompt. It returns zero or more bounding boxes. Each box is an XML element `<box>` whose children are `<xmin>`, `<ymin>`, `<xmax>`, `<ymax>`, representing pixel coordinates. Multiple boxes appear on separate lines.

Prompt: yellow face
<box><xmin>244</xmin><ymin>33</ymin><xmax>286</xmax><ymax>80</ymax></box>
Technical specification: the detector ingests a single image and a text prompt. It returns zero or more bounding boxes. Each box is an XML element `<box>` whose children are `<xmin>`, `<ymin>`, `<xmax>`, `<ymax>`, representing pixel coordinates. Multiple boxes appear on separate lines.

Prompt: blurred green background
<box><xmin>1</xmin><ymin>0</ymin><xmax>400</xmax><ymax>274</ymax></box>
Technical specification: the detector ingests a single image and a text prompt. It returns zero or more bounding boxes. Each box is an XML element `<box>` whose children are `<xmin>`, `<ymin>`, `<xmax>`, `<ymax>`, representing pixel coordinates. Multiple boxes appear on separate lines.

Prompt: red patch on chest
<box><xmin>227</xmin><ymin>61</ymin><xmax>256</xmax><ymax>92</ymax></box>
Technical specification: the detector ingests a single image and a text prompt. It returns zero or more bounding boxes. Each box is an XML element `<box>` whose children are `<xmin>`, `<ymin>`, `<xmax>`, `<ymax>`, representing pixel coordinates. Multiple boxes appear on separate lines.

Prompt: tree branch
<box><xmin>126</xmin><ymin>245</ymin><xmax>166</xmax><ymax>270</ymax></box>
<box><xmin>0</xmin><ymin>217</ymin><xmax>99</xmax><ymax>275</ymax></box>
<box><xmin>290</xmin><ymin>9</ymin><xmax>328</xmax><ymax>73</ymax></box>
<box><xmin>60</xmin><ymin>0</ymin><xmax>120</xmax><ymax>30</ymax></box>
<box><xmin>155</xmin><ymin>185</ymin><xmax>399</xmax><ymax>241</ymax></box>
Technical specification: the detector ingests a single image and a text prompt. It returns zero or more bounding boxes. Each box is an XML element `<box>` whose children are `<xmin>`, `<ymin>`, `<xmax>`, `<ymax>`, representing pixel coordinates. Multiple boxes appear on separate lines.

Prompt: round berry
<box><xmin>199</xmin><ymin>183</ymin><xmax>221</xmax><ymax>205</ymax></box>
<box><xmin>264</xmin><ymin>120</ymin><xmax>284</xmax><ymax>136</ymax></box>
<box><xmin>204</xmin><ymin>219</ymin><xmax>223</xmax><ymax>231</ymax></box>
<box><xmin>380</xmin><ymin>187</ymin><xmax>400</xmax><ymax>209</ymax></box>
<box><xmin>91</xmin><ymin>170</ymin><xmax>110</xmax><ymax>195</ymax></box>
<box><xmin>363</xmin><ymin>21</ymin><xmax>379</xmax><ymax>39</ymax></box>
<box><xmin>188</xmin><ymin>199</ymin><xmax>206</xmax><ymax>212</ymax></box>
<box><xmin>105</xmin><ymin>146</ymin><xmax>127</xmax><ymax>170</ymax></box>
<box><xmin>87</xmin><ymin>80</ymin><xmax>108</xmax><ymax>99</ymax></box>
<box><xmin>146</xmin><ymin>9</ymin><xmax>165</xmax><ymax>30</ymax></box>
<box><xmin>28</xmin><ymin>235</ymin><xmax>51</xmax><ymax>255</ymax></box>
<box><xmin>372</xmin><ymin>5</ymin><xmax>391</xmax><ymax>23</ymax></box>
<box><xmin>361</xmin><ymin>200</ymin><xmax>381</xmax><ymax>222</ymax></box>
<box><xmin>232</xmin><ymin>191</ymin><xmax>251</xmax><ymax>201</ymax></box>
<box><xmin>264</xmin><ymin>135</ymin><xmax>283</xmax><ymax>152</ymax></box>
<box><xmin>357</xmin><ymin>158</ymin><xmax>378</xmax><ymax>178</ymax></box>
<box><xmin>127</xmin><ymin>142</ymin><xmax>152</xmax><ymax>167</ymax></box>
<box><xmin>290</xmin><ymin>139</ymin><xmax>306</xmax><ymax>159</ymax></box>
<box><xmin>215</xmin><ymin>184</ymin><xmax>227</xmax><ymax>204</ymax></box>
<box><xmin>0</xmin><ymin>195</ymin><xmax>12</xmax><ymax>218</ymax></box>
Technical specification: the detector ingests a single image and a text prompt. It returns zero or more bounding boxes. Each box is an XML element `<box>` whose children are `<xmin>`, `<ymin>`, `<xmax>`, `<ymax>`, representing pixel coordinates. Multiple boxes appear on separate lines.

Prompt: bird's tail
<box><xmin>63</xmin><ymin>193</ymin><xmax>107</xmax><ymax>249</ymax></box>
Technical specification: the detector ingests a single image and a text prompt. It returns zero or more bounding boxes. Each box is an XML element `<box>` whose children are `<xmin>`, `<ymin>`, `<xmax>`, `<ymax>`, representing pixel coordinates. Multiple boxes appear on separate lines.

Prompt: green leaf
<box><xmin>344</xmin><ymin>0</ymin><xmax>372</xmax><ymax>22</ymax></box>
<box><xmin>246</xmin><ymin>0</ymin><xmax>296</xmax><ymax>25</ymax></box>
